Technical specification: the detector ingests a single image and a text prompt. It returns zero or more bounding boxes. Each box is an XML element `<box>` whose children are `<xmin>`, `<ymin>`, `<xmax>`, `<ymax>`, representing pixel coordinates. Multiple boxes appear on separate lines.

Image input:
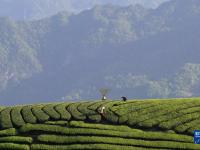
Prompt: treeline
<box><xmin>64</xmin><ymin>63</ymin><xmax>200</xmax><ymax>100</ymax></box>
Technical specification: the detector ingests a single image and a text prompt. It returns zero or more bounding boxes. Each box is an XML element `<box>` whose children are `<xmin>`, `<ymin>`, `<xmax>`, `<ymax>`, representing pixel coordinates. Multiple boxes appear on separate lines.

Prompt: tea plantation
<box><xmin>0</xmin><ymin>98</ymin><xmax>200</xmax><ymax>149</ymax></box>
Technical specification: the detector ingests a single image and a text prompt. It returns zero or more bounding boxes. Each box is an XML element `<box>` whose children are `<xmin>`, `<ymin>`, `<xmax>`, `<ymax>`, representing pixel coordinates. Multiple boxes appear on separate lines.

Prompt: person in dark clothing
<box><xmin>121</xmin><ymin>96</ymin><xmax>127</xmax><ymax>101</ymax></box>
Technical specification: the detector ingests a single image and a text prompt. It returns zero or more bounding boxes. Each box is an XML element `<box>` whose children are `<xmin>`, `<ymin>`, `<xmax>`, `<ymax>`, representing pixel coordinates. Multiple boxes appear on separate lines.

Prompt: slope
<box><xmin>0</xmin><ymin>98</ymin><xmax>199</xmax><ymax>149</ymax></box>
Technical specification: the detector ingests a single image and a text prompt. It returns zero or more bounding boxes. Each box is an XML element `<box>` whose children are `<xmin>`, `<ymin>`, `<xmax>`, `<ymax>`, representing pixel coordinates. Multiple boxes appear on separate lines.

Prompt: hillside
<box><xmin>1</xmin><ymin>0</ymin><xmax>200</xmax><ymax>105</ymax></box>
<box><xmin>0</xmin><ymin>98</ymin><xmax>199</xmax><ymax>149</ymax></box>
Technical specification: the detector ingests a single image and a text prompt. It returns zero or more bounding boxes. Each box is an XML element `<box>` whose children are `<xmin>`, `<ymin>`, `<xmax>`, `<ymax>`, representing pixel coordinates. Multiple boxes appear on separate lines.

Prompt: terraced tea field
<box><xmin>0</xmin><ymin>98</ymin><xmax>200</xmax><ymax>149</ymax></box>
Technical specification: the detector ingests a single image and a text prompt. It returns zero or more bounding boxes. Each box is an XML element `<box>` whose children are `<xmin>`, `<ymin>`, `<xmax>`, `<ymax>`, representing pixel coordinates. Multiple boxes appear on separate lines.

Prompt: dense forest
<box><xmin>0</xmin><ymin>0</ymin><xmax>200</xmax><ymax>105</ymax></box>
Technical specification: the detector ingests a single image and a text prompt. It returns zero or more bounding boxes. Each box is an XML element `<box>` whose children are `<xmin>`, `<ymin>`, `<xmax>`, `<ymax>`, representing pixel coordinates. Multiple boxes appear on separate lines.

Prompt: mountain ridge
<box><xmin>0</xmin><ymin>0</ymin><xmax>169</xmax><ymax>20</ymax></box>
<box><xmin>0</xmin><ymin>0</ymin><xmax>200</xmax><ymax>105</ymax></box>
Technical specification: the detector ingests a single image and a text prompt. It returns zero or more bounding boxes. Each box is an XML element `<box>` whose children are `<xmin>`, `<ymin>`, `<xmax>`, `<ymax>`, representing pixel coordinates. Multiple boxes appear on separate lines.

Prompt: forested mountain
<box><xmin>0</xmin><ymin>0</ymin><xmax>169</xmax><ymax>20</ymax></box>
<box><xmin>0</xmin><ymin>0</ymin><xmax>200</xmax><ymax>105</ymax></box>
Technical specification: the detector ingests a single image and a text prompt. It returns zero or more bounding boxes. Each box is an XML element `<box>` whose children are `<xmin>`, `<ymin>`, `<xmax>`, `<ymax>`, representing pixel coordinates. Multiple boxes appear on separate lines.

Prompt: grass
<box><xmin>0</xmin><ymin>98</ymin><xmax>200</xmax><ymax>149</ymax></box>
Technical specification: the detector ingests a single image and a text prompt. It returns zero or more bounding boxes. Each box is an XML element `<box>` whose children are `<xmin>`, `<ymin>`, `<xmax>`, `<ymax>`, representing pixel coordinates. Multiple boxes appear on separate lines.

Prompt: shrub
<box><xmin>120</xmin><ymin>102</ymin><xmax>160</xmax><ymax>126</ymax></box>
<box><xmin>118</xmin><ymin>115</ymin><xmax>128</xmax><ymax>124</ymax></box>
<box><xmin>77</xmin><ymin>102</ymin><xmax>98</xmax><ymax>115</ymax></box>
<box><xmin>37</xmin><ymin>135</ymin><xmax>198</xmax><ymax>149</ymax></box>
<box><xmin>0</xmin><ymin>143</ymin><xmax>29</xmax><ymax>150</ymax></box>
<box><xmin>85</xmin><ymin>101</ymin><xmax>112</xmax><ymax>122</ymax></box>
<box><xmin>21</xmin><ymin>105</ymin><xmax>37</xmax><ymax>124</ymax></box>
<box><xmin>0</xmin><ymin>107</ymin><xmax>5</xmax><ymax>112</ymax></box>
<box><xmin>187</xmin><ymin>120</ymin><xmax>200</xmax><ymax>135</ymax></box>
<box><xmin>19</xmin><ymin>124</ymin><xmax>192</xmax><ymax>143</ymax></box>
<box><xmin>1</xmin><ymin>99</ymin><xmax>200</xmax><ymax>150</ymax></box>
<box><xmin>19</xmin><ymin>123</ymin><xmax>67</xmax><ymax>134</ymax></box>
<box><xmin>0</xmin><ymin>107</ymin><xmax>13</xmax><ymax>129</ymax></box>
<box><xmin>134</xmin><ymin>102</ymin><xmax>200</xmax><ymax>128</ymax></box>
<box><xmin>96</xmin><ymin>101</ymin><xmax>119</xmax><ymax>123</ymax></box>
<box><xmin>110</xmin><ymin>101</ymin><xmax>139</xmax><ymax>112</ymax></box>
<box><xmin>115</xmin><ymin>100</ymin><xmax>155</xmax><ymax>116</ymax></box>
<box><xmin>32</xmin><ymin>105</ymin><xmax>49</xmax><ymax>123</ymax></box>
<box><xmin>42</xmin><ymin>104</ymin><xmax>60</xmax><ymax>120</ymax></box>
<box><xmin>54</xmin><ymin>103</ymin><xmax>71</xmax><ymax>120</ymax></box>
<box><xmin>45</xmin><ymin>121</ymin><xmax>69</xmax><ymax>126</ymax></box>
<box><xmin>159</xmin><ymin>111</ymin><xmax>200</xmax><ymax>130</ymax></box>
<box><xmin>69</xmin><ymin>121</ymin><xmax>142</xmax><ymax>132</ymax></box>
<box><xmin>67</xmin><ymin>103</ymin><xmax>86</xmax><ymax>120</ymax></box>
<box><xmin>0</xmin><ymin>136</ymin><xmax>33</xmax><ymax>144</ymax></box>
<box><xmin>0</xmin><ymin>128</ymin><xmax>17</xmax><ymax>136</ymax></box>
<box><xmin>126</xmin><ymin>103</ymin><xmax>176</xmax><ymax>126</ymax></box>
<box><xmin>87</xmin><ymin>114</ymin><xmax>102</xmax><ymax>122</ymax></box>
<box><xmin>87</xmin><ymin>101</ymin><xmax>110</xmax><ymax>111</ymax></box>
<box><xmin>11</xmin><ymin>106</ymin><xmax>25</xmax><ymax>127</ymax></box>
<box><xmin>31</xmin><ymin>143</ymin><xmax>146</xmax><ymax>150</ymax></box>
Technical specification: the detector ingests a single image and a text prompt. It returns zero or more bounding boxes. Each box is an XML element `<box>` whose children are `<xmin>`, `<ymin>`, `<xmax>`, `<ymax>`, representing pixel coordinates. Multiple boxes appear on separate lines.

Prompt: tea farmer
<box><xmin>99</xmin><ymin>106</ymin><xmax>106</xmax><ymax>117</ymax></box>
<box><xmin>102</xmin><ymin>96</ymin><xmax>107</xmax><ymax>100</ymax></box>
<box><xmin>121</xmin><ymin>96</ymin><xmax>127</xmax><ymax>101</ymax></box>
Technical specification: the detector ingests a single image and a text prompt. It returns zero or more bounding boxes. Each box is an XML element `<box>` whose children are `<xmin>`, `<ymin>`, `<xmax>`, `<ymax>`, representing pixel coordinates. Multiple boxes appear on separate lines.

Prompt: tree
<box><xmin>173</xmin><ymin>63</ymin><xmax>200</xmax><ymax>97</ymax></box>
<box><xmin>99</xmin><ymin>88</ymin><xmax>110</xmax><ymax>100</ymax></box>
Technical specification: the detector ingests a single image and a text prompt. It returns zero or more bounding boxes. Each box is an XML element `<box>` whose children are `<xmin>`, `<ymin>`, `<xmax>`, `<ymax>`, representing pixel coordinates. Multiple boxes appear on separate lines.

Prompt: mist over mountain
<box><xmin>0</xmin><ymin>0</ymin><xmax>200</xmax><ymax>105</ymax></box>
<box><xmin>0</xmin><ymin>0</ymin><xmax>169</xmax><ymax>20</ymax></box>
